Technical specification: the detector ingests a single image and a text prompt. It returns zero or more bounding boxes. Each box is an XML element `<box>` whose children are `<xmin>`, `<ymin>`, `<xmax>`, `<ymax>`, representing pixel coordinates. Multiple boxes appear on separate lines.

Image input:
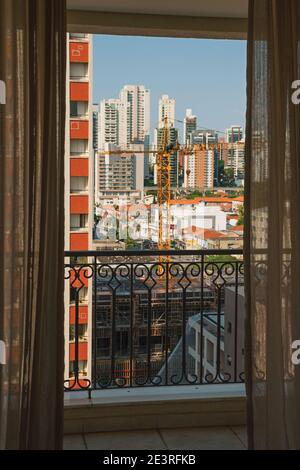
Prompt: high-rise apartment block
<box><xmin>226</xmin><ymin>125</ymin><xmax>243</xmax><ymax>143</ymax></box>
<box><xmin>65</xmin><ymin>33</ymin><xmax>93</xmax><ymax>382</ymax></box>
<box><xmin>99</xmin><ymin>98</ymin><xmax>128</xmax><ymax>149</ymax></box>
<box><xmin>119</xmin><ymin>85</ymin><xmax>150</xmax><ymax>143</ymax></box>
<box><xmin>183</xmin><ymin>145</ymin><xmax>214</xmax><ymax>189</ymax></box>
<box><xmin>183</xmin><ymin>129</ymin><xmax>218</xmax><ymax>189</ymax></box>
<box><xmin>98</xmin><ymin>85</ymin><xmax>150</xmax><ymax>187</ymax></box>
<box><xmin>183</xmin><ymin>109</ymin><xmax>197</xmax><ymax>145</ymax></box>
<box><xmin>158</xmin><ymin>94</ymin><xmax>175</xmax><ymax>128</ymax></box>
<box><xmin>222</xmin><ymin>126</ymin><xmax>245</xmax><ymax>181</ymax></box>
<box><xmin>95</xmin><ymin>143</ymin><xmax>144</xmax><ymax>203</ymax></box>
<box><xmin>99</xmin><ymin>85</ymin><xmax>150</xmax><ymax>150</ymax></box>
<box><xmin>226</xmin><ymin>139</ymin><xmax>245</xmax><ymax>180</ymax></box>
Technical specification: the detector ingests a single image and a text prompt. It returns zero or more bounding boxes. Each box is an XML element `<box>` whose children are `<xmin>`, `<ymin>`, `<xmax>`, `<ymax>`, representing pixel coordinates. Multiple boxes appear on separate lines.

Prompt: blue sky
<box><xmin>93</xmin><ymin>35</ymin><xmax>246</xmax><ymax>142</ymax></box>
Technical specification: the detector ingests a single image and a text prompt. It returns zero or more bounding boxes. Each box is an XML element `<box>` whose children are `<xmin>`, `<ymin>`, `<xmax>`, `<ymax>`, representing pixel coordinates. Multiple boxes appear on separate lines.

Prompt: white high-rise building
<box><xmin>99</xmin><ymin>85</ymin><xmax>150</xmax><ymax>151</ymax></box>
<box><xmin>158</xmin><ymin>94</ymin><xmax>175</xmax><ymax>128</ymax></box>
<box><xmin>119</xmin><ymin>84</ymin><xmax>150</xmax><ymax>143</ymax></box>
<box><xmin>226</xmin><ymin>139</ymin><xmax>245</xmax><ymax>179</ymax></box>
<box><xmin>183</xmin><ymin>108</ymin><xmax>197</xmax><ymax>145</ymax></box>
<box><xmin>99</xmin><ymin>98</ymin><xmax>129</xmax><ymax>150</ymax></box>
<box><xmin>225</xmin><ymin>125</ymin><xmax>243</xmax><ymax>143</ymax></box>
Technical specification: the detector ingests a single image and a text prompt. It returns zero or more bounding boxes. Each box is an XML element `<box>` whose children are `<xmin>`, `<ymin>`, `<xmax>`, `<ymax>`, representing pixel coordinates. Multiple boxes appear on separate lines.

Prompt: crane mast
<box><xmin>157</xmin><ymin>117</ymin><xmax>171</xmax><ymax>252</ymax></box>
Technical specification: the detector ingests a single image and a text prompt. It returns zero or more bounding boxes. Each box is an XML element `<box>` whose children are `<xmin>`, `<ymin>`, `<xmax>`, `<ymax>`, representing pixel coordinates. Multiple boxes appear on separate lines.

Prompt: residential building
<box><xmin>226</xmin><ymin>125</ymin><xmax>243</xmax><ymax>143</ymax></box>
<box><xmin>181</xmin><ymin>226</ymin><xmax>243</xmax><ymax>250</ymax></box>
<box><xmin>226</xmin><ymin>139</ymin><xmax>245</xmax><ymax>181</ymax></box>
<box><xmin>99</xmin><ymin>85</ymin><xmax>150</xmax><ymax>181</ymax></box>
<box><xmin>185</xmin><ymin>286</ymin><xmax>245</xmax><ymax>384</ymax></box>
<box><xmin>189</xmin><ymin>129</ymin><xmax>220</xmax><ymax>189</ymax></box>
<box><xmin>169</xmin><ymin>199</ymin><xmax>227</xmax><ymax>233</ymax></box>
<box><xmin>187</xmin><ymin>312</ymin><xmax>225</xmax><ymax>382</ymax></box>
<box><xmin>183</xmin><ymin>144</ymin><xmax>214</xmax><ymax>189</ymax></box>
<box><xmin>95</xmin><ymin>143</ymin><xmax>144</xmax><ymax>204</ymax></box>
<box><xmin>119</xmin><ymin>84</ymin><xmax>150</xmax><ymax>143</ymax></box>
<box><xmin>95</xmin><ymin>191</ymin><xmax>142</xmax><ymax>207</ymax></box>
<box><xmin>65</xmin><ymin>33</ymin><xmax>93</xmax><ymax>381</ymax></box>
<box><xmin>158</xmin><ymin>94</ymin><xmax>175</xmax><ymax>127</ymax></box>
<box><xmin>183</xmin><ymin>108</ymin><xmax>197</xmax><ymax>145</ymax></box>
<box><xmin>99</xmin><ymin>98</ymin><xmax>129</xmax><ymax>149</ymax></box>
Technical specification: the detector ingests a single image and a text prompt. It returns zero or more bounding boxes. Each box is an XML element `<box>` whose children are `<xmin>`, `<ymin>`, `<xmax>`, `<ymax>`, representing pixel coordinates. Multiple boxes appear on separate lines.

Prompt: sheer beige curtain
<box><xmin>0</xmin><ymin>0</ymin><xmax>66</xmax><ymax>449</ymax></box>
<box><xmin>245</xmin><ymin>0</ymin><xmax>300</xmax><ymax>449</ymax></box>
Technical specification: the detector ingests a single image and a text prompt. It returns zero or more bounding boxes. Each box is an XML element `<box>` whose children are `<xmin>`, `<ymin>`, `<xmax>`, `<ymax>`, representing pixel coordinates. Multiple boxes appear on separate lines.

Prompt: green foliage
<box><xmin>144</xmin><ymin>178</ymin><xmax>154</xmax><ymax>187</ymax></box>
<box><xmin>237</xmin><ymin>204</ymin><xmax>244</xmax><ymax>225</ymax></box>
<box><xmin>218</xmin><ymin>166</ymin><xmax>236</xmax><ymax>187</ymax></box>
<box><xmin>186</xmin><ymin>191</ymin><xmax>203</xmax><ymax>199</ymax></box>
<box><xmin>204</xmin><ymin>254</ymin><xmax>238</xmax><ymax>262</ymax></box>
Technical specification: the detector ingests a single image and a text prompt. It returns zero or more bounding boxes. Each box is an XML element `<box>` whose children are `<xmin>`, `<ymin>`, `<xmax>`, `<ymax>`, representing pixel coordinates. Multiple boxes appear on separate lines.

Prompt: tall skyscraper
<box><xmin>99</xmin><ymin>85</ymin><xmax>150</xmax><ymax>180</ymax></box>
<box><xmin>65</xmin><ymin>33</ymin><xmax>93</xmax><ymax>382</ymax></box>
<box><xmin>183</xmin><ymin>109</ymin><xmax>197</xmax><ymax>145</ymax></box>
<box><xmin>99</xmin><ymin>98</ymin><xmax>129</xmax><ymax>149</ymax></box>
<box><xmin>158</xmin><ymin>94</ymin><xmax>175</xmax><ymax>128</ymax></box>
<box><xmin>119</xmin><ymin>85</ymin><xmax>150</xmax><ymax>143</ymax></box>
<box><xmin>226</xmin><ymin>125</ymin><xmax>243</xmax><ymax>143</ymax></box>
<box><xmin>98</xmin><ymin>85</ymin><xmax>150</xmax><ymax>186</ymax></box>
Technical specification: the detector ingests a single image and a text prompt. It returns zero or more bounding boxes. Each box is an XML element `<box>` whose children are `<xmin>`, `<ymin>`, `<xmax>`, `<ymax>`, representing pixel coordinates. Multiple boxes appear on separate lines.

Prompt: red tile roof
<box><xmin>170</xmin><ymin>196</ymin><xmax>236</xmax><ymax>205</ymax></box>
<box><xmin>229</xmin><ymin>224</ymin><xmax>244</xmax><ymax>231</ymax></box>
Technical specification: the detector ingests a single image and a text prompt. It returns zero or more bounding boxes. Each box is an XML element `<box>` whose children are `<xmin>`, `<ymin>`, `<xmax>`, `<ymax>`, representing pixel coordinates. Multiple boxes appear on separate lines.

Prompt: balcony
<box><xmin>64</xmin><ymin>249</ymin><xmax>246</xmax><ymax>447</ymax></box>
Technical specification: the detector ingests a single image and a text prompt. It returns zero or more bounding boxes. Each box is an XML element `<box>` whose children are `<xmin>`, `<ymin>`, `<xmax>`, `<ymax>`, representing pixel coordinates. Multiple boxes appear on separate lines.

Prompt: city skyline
<box><xmin>93</xmin><ymin>35</ymin><xmax>247</xmax><ymax>141</ymax></box>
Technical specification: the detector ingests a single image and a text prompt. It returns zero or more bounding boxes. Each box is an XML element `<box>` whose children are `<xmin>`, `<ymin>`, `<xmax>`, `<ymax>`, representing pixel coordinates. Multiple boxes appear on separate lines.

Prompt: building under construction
<box><xmin>91</xmin><ymin>267</ymin><xmax>238</xmax><ymax>386</ymax></box>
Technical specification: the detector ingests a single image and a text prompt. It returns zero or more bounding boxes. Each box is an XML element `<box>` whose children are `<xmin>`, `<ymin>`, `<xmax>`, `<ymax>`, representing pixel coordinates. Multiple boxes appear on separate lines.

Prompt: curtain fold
<box><xmin>0</xmin><ymin>0</ymin><xmax>66</xmax><ymax>449</ymax></box>
<box><xmin>245</xmin><ymin>0</ymin><xmax>300</xmax><ymax>449</ymax></box>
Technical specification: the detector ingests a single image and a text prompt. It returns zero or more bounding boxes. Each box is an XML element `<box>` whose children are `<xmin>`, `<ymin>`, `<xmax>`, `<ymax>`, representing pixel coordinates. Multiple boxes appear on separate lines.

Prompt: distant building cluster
<box><xmin>93</xmin><ymin>88</ymin><xmax>245</xmax><ymax>205</ymax></box>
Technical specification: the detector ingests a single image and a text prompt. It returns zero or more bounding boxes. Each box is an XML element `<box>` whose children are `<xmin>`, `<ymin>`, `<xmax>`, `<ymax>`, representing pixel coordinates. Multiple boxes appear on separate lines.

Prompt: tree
<box><xmin>219</xmin><ymin>167</ymin><xmax>236</xmax><ymax>187</ymax></box>
<box><xmin>237</xmin><ymin>204</ymin><xmax>244</xmax><ymax>225</ymax></box>
<box><xmin>217</xmin><ymin>159</ymin><xmax>225</xmax><ymax>186</ymax></box>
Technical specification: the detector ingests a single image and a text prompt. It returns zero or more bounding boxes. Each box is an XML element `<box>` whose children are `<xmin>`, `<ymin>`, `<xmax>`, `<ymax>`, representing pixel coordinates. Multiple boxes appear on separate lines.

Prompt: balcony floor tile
<box><xmin>160</xmin><ymin>426</ymin><xmax>246</xmax><ymax>450</ymax></box>
<box><xmin>84</xmin><ymin>429</ymin><xmax>167</xmax><ymax>450</ymax></box>
<box><xmin>230</xmin><ymin>425</ymin><xmax>248</xmax><ymax>447</ymax></box>
<box><xmin>63</xmin><ymin>433</ymin><xmax>86</xmax><ymax>450</ymax></box>
<box><xmin>64</xmin><ymin>426</ymin><xmax>247</xmax><ymax>450</ymax></box>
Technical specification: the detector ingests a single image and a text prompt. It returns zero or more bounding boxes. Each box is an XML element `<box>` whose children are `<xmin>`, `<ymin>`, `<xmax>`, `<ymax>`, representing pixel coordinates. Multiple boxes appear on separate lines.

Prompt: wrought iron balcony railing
<box><xmin>64</xmin><ymin>249</ymin><xmax>244</xmax><ymax>396</ymax></box>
